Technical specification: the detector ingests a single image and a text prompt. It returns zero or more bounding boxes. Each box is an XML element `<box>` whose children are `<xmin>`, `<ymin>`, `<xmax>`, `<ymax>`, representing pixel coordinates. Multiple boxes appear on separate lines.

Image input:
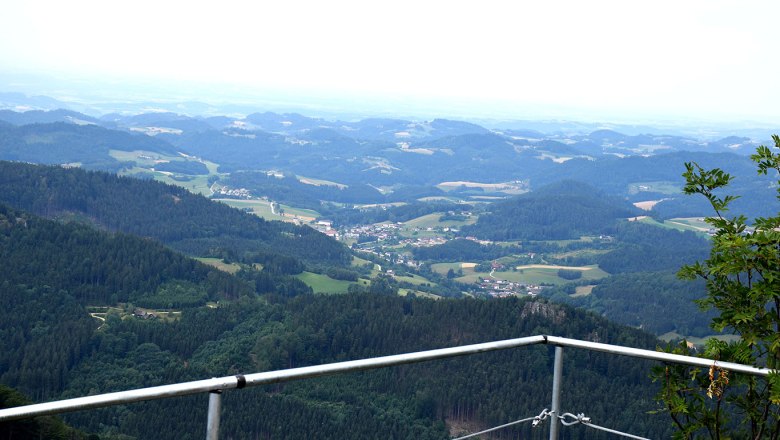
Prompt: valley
<box><xmin>0</xmin><ymin>104</ymin><xmax>773</xmax><ymax>440</ymax></box>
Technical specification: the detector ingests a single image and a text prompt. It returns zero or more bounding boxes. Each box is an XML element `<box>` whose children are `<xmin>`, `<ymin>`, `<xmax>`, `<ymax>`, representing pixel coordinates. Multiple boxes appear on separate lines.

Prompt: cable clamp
<box><xmin>559</xmin><ymin>412</ymin><xmax>590</xmax><ymax>426</ymax></box>
<box><xmin>532</xmin><ymin>408</ymin><xmax>551</xmax><ymax>427</ymax></box>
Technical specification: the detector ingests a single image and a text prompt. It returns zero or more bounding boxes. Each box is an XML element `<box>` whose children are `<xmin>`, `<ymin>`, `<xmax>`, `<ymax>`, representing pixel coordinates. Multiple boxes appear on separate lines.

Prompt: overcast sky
<box><xmin>1</xmin><ymin>0</ymin><xmax>779</xmax><ymax>123</ymax></box>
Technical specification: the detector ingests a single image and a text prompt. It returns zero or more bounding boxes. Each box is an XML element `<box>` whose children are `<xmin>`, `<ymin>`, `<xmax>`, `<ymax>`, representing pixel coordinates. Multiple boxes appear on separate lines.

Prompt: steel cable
<box><xmin>559</xmin><ymin>412</ymin><xmax>651</xmax><ymax>440</ymax></box>
<box><xmin>451</xmin><ymin>408</ymin><xmax>551</xmax><ymax>439</ymax></box>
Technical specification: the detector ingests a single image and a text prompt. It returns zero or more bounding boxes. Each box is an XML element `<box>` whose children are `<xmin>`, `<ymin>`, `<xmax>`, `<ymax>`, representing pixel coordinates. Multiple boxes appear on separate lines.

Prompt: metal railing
<box><xmin>0</xmin><ymin>335</ymin><xmax>772</xmax><ymax>439</ymax></box>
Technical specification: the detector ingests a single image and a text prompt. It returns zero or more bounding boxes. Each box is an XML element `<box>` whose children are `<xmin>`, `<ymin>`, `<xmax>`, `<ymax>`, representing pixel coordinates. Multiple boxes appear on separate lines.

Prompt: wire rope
<box><xmin>559</xmin><ymin>412</ymin><xmax>651</xmax><ymax>440</ymax></box>
<box><xmin>451</xmin><ymin>409</ymin><xmax>550</xmax><ymax>440</ymax></box>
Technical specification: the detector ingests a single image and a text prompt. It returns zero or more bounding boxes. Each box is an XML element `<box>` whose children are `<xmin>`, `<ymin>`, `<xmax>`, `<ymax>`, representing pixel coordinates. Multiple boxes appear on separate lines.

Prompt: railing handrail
<box><xmin>0</xmin><ymin>334</ymin><xmax>771</xmax><ymax>423</ymax></box>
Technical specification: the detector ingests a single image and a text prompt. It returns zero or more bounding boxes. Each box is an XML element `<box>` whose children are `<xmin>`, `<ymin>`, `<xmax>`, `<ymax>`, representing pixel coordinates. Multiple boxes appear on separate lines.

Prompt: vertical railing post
<box><xmin>549</xmin><ymin>346</ymin><xmax>563</xmax><ymax>440</ymax></box>
<box><xmin>206</xmin><ymin>389</ymin><xmax>222</xmax><ymax>440</ymax></box>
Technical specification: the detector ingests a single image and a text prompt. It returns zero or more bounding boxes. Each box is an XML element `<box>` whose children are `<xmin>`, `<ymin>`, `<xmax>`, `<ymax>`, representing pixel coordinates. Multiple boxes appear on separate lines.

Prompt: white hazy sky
<box><xmin>1</xmin><ymin>0</ymin><xmax>779</xmax><ymax>122</ymax></box>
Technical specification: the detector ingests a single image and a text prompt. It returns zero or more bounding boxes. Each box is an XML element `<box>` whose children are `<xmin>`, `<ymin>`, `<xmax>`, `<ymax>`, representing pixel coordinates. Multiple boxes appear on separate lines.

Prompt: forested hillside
<box><xmin>462</xmin><ymin>180</ymin><xmax>638</xmax><ymax>240</ymax></box>
<box><xmin>0</xmin><ymin>203</ymin><xmax>252</xmax><ymax>400</ymax></box>
<box><xmin>0</xmin><ymin>161</ymin><xmax>351</xmax><ymax>266</ymax></box>
<box><xmin>9</xmin><ymin>292</ymin><xmax>673</xmax><ymax>440</ymax></box>
<box><xmin>0</xmin><ymin>122</ymin><xmax>176</xmax><ymax>172</ymax></box>
<box><xmin>0</xmin><ymin>199</ymin><xmax>673</xmax><ymax>438</ymax></box>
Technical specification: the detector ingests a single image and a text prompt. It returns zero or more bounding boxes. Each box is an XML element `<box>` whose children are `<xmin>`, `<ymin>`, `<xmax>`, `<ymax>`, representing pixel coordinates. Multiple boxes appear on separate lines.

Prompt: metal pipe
<box><xmin>0</xmin><ymin>334</ymin><xmax>773</xmax><ymax>424</ymax></box>
<box><xmin>0</xmin><ymin>376</ymin><xmax>238</xmax><ymax>422</ymax></box>
<box><xmin>206</xmin><ymin>390</ymin><xmax>222</xmax><ymax>440</ymax></box>
<box><xmin>549</xmin><ymin>346</ymin><xmax>563</xmax><ymax>440</ymax></box>
<box><xmin>0</xmin><ymin>335</ymin><xmax>546</xmax><ymax>422</ymax></box>
<box><xmin>545</xmin><ymin>336</ymin><xmax>772</xmax><ymax>376</ymax></box>
<box><xmin>240</xmin><ymin>335</ymin><xmax>547</xmax><ymax>388</ymax></box>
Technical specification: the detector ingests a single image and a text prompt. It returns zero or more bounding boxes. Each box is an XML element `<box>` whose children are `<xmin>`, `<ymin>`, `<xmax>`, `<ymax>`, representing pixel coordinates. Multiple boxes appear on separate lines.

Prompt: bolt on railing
<box><xmin>0</xmin><ymin>335</ymin><xmax>773</xmax><ymax>439</ymax></box>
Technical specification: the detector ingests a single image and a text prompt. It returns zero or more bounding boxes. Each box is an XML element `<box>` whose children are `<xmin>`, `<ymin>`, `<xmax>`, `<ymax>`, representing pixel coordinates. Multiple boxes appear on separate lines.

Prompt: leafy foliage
<box><xmin>653</xmin><ymin>135</ymin><xmax>780</xmax><ymax>438</ymax></box>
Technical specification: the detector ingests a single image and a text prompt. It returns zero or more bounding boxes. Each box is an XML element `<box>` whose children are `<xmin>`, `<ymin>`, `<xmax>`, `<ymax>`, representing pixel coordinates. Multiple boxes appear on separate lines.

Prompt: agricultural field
<box><xmin>297</xmin><ymin>175</ymin><xmax>347</xmax><ymax>188</ymax></box>
<box><xmin>627</xmin><ymin>181</ymin><xmax>680</xmax><ymax>195</ymax></box>
<box><xmin>436</xmin><ymin>180</ymin><xmax>528</xmax><ymax>195</ymax></box>
<box><xmin>431</xmin><ymin>262</ymin><xmax>608</xmax><ymax>286</ymax></box>
<box><xmin>403</xmin><ymin>213</ymin><xmax>477</xmax><ymax>229</ymax></box>
<box><xmin>398</xmin><ymin>289</ymin><xmax>441</xmax><ymax>299</ymax></box>
<box><xmin>111</xmin><ymin>149</ymin><xmax>221</xmax><ymax>195</ymax></box>
<box><xmin>394</xmin><ymin>273</ymin><xmax>436</xmax><ymax>286</ymax></box>
<box><xmin>664</xmin><ymin>217</ymin><xmax>711</xmax><ymax>232</ymax></box>
<box><xmin>215</xmin><ymin>198</ymin><xmax>321</xmax><ymax>223</ymax></box>
<box><xmin>296</xmin><ymin>271</ymin><xmax>364</xmax><ymax>294</ymax></box>
<box><xmin>572</xmin><ymin>285</ymin><xmax>595</xmax><ymax>297</ymax></box>
<box><xmin>635</xmin><ymin>216</ymin><xmax>711</xmax><ymax>235</ymax></box>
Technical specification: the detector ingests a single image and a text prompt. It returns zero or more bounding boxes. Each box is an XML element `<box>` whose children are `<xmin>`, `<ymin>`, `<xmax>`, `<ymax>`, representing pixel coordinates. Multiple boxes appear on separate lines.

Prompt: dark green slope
<box><xmin>0</xmin><ymin>122</ymin><xmax>177</xmax><ymax>172</ymax></box>
<box><xmin>0</xmin><ymin>161</ymin><xmax>351</xmax><ymax>266</ymax></box>
<box><xmin>0</xmin><ymin>203</ymin><xmax>672</xmax><ymax>438</ymax></box>
<box><xmin>0</xmin><ymin>385</ymin><xmax>91</xmax><ymax>440</ymax></box>
<box><xmin>54</xmin><ymin>294</ymin><xmax>672</xmax><ymax>440</ymax></box>
<box><xmin>463</xmin><ymin>180</ymin><xmax>639</xmax><ymax>240</ymax></box>
<box><xmin>0</xmin><ymin>203</ymin><xmax>253</xmax><ymax>399</ymax></box>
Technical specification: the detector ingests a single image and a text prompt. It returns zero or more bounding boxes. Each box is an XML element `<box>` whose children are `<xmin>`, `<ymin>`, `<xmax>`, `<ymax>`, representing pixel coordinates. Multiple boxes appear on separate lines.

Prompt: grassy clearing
<box><xmin>436</xmin><ymin>181</ymin><xmax>527</xmax><ymax>195</ymax></box>
<box><xmin>572</xmin><ymin>285</ymin><xmax>595</xmax><ymax>297</ymax></box>
<box><xmin>416</xmin><ymin>196</ymin><xmax>462</xmax><ymax>203</ymax></box>
<box><xmin>195</xmin><ymin>257</ymin><xmax>241</xmax><ymax>274</ymax></box>
<box><xmin>217</xmin><ymin>199</ymin><xmax>279</xmax><ymax>220</ymax></box>
<box><xmin>296</xmin><ymin>272</ymin><xmax>359</xmax><ymax>294</ymax></box>
<box><xmin>215</xmin><ymin>199</ymin><xmax>321</xmax><ymax>223</ymax></box>
<box><xmin>111</xmin><ymin>150</ymin><xmax>220</xmax><ymax>195</ymax></box>
<box><xmin>399</xmin><ymin>289</ymin><xmax>441</xmax><ymax>299</ymax></box>
<box><xmin>431</xmin><ymin>262</ymin><xmax>477</xmax><ymax>275</ymax></box>
<box><xmin>627</xmin><ymin>181</ymin><xmax>680</xmax><ymax>195</ymax></box>
<box><xmin>394</xmin><ymin>274</ymin><xmax>435</xmax><ymax>286</ymax></box>
<box><xmin>404</xmin><ymin>213</ymin><xmax>477</xmax><ymax>229</ymax></box>
<box><xmin>156</xmin><ymin>174</ymin><xmax>212</xmax><ymax>194</ymax></box>
<box><xmin>551</xmin><ymin>249</ymin><xmax>611</xmax><ymax>259</ymax></box>
<box><xmin>637</xmin><ymin>216</ymin><xmax>710</xmax><ymax>235</ymax></box>
<box><xmin>447</xmin><ymin>264</ymin><xmax>609</xmax><ymax>285</ymax></box>
<box><xmin>666</xmin><ymin>217</ymin><xmax>711</xmax><ymax>231</ymax></box>
<box><xmin>297</xmin><ymin>175</ymin><xmax>347</xmax><ymax>188</ymax></box>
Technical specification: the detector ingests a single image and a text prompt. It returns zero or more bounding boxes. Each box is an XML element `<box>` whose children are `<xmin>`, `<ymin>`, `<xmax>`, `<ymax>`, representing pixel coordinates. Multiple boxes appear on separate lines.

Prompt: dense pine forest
<box><xmin>0</xmin><ymin>161</ymin><xmax>351</xmax><ymax>267</ymax></box>
<box><xmin>0</xmin><ymin>193</ymin><xmax>675</xmax><ymax>438</ymax></box>
<box><xmin>462</xmin><ymin>181</ymin><xmax>639</xmax><ymax>240</ymax></box>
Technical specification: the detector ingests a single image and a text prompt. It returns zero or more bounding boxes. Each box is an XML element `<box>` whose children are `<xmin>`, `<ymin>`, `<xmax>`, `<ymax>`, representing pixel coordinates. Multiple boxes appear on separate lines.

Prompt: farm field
<box><xmin>431</xmin><ymin>262</ymin><xmax>609</xmax><ymax>285</ymax></box>
<box><xmin>398</xmin><ymin>289</ymin><xmax>441</xmax><ymax>299</ymax></box>
<box><xmin>297</xmin><ymin>175</ymin><xmax>347</xmax><ymax>188</ymax></box>
<box><xmin>627</xmin><ymin>181</ymin><xmax>680</xmax><ymax>195</ymax></box>
<box><xmin>665</xmin><ymin>217</ymin><xmax>711</xmax><ymax>231</ymax></box>
<box><xmin>215</xmin><ymin>198</ymin><xmax>320</xmax><ymax>223</ymax></box>
<box><xmin>111</xmin><ymin>149</ymin><xmax>221</xmax><ymax>195</ymax></box>
<box><xmin>403</xmin><ymin>213</ymin><xmax>477</xmax><ymax>229</ymax></box>
<box><xmin>572</xmin><ymin>285</ymin><xmax>595</xmax><ymax>297</ymax></box>
<box><xmin>636</xmin><ymin>216</ymin><xmax>710</xmax><ymax>234</ymax></box>
<box><xmin>394</xmin><ymin>273</ymin><xmax>435</xmax><ymax>286</ymax></box>
<box><xmin>436</xmin><ymin>180</ymin><xmax>527</xmax><ymax>195</ymax></box>
<box><xmin>296</xmin><ymin>271</ymin><xmax>362</xmax><ymax>294</ymax></box>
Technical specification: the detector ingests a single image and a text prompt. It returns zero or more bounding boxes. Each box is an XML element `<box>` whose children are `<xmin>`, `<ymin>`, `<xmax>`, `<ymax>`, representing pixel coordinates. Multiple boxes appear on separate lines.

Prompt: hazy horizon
<box><xmin>2</xmin><ymin>1</ymin><xmax>780</xmax><ymax>127</ymax></box>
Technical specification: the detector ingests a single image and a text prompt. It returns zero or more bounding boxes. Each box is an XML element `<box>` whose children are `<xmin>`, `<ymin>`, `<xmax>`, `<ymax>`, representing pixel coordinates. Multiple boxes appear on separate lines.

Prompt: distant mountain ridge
<box><xmin>0</xmin><ymin>108</ymin><xmax>773</xmax><ymax>216</ymax></box>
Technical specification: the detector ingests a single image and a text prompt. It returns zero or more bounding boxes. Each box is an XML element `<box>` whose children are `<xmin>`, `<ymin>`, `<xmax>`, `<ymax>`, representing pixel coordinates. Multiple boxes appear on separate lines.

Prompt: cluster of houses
<box><xmin>399</xmin><ymin>236</ymin><xmax>447</xmax><ymax>247</ymax></box>
<box><xmin>216</xmin><ymin>186</ymin><xmax>252</xmax><ymax>198</ymax></box>
<box><xmin>132</xmin><ymin>308</ymin><xmax>158</xmax><ymax>320</ymax></box>
<box><xmin>342</xmin><ymin>222</ymin><xmax>403</xmax><ymax>242</ymax></box>
<box><xmin>477</xmin><ymin>279</ymin><xmax>546</xmax><ymax>298</ymax></box>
